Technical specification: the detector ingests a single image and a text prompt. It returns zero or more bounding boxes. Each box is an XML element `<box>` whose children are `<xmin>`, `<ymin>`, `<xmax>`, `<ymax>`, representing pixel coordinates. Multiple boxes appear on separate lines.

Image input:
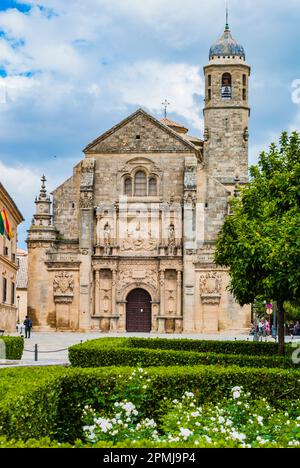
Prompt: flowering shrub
<box><xmin>82</xmin><ymin>368</ymin><xmax>300</xmax><ymax>448</ymax></box>
<box><xmin>83</xmin><ymin>369</ymin><xmax>159</xmax><ymax>444</ymax></box>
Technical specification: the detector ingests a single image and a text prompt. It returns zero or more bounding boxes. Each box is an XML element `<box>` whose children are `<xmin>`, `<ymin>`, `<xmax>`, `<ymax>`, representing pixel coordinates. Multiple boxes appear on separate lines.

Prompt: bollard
<box><xmin>34</xmin><ymin>344</ymin><xmax>38</xmax><ymax>362</ymax></box>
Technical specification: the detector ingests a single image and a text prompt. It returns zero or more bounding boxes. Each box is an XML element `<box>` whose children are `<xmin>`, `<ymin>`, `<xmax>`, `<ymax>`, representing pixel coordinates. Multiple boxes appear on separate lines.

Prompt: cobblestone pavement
<box><xmin>1</xmin><ymin>331</ymin><xmax>295</xmax><ymax>368</ymax></box>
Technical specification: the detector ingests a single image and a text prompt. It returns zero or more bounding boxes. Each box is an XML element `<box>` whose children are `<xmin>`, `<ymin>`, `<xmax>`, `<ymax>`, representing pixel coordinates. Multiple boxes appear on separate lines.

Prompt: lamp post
<box><xmin>17</xmin><ymin>295</ymin><xmax>20</xmax><ymax>324</ymax></box>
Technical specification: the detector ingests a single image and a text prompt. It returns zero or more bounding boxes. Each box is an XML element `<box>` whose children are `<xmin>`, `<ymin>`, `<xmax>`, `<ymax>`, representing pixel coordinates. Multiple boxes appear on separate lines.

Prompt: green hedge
<box><xmin>128</xmin><ymin>337</ymin><xmax>291</xmax><ymax>356</ymax></box>
<box><xmin>0</xmin><ymin>365</ymin><xmax>299</xmax><ymax>443</ymax></box>
<box><xmin>68</xmin><ymin>338</ymin><xmax>297</xmax><ymax>369</ymax></box>
<box><xmin>0</xmin><ymin>337</ymin><xmax>24</xmax><ymax>360</ymax></box>
<box><xmin>0</xmin><ymin>436</ymin><xmax>241</xmax><ymax>448</ymax></box>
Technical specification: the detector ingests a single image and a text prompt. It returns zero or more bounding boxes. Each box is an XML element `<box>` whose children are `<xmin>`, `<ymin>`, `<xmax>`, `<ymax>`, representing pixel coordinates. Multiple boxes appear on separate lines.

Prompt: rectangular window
<box><xmin>208</xmin><ymin>89</ymin><xmax>211</xmax><ymax>101</ymax></box>
<box><xmin>243</xmin><ymin>88</ymin><xmax>247</xmax><ymax>101</ymax></box>
<box><xmin>3</xmin><ymin>278</ymin><xmax>7</xmax><ymax>303</ymax></box>
<box><xmin>11</xmin><ymin>282</ymin><xmax>15</xmax><ymax>305</ymax></box>
<box><xmin>243</xmin><ymin>74</ymin><xmax>247</xmax><ymax>86</ymax></box>
<box><xmin>4</xmin><ymin>246</ymin><xmax>8</xmax><ymax>256</ymax></box>
<box><xmin>208</xmin><ymin>75</ymin><xmax>211</xmax><ymax>87</ymax></box>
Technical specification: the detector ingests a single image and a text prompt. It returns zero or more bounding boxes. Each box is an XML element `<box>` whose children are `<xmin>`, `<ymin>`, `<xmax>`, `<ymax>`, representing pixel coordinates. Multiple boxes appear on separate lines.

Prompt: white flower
<box><xmin>231</xmin><ymin>431</ymin><xmax>246</xmax><ymax>442</ymax></box>
<box><xmin>97</xmin><ymin>418</ymin><xmax>113</xmax><ymax>433</ymax></box>
<box><xmin>218</xmin><ymin>416</ymin><xmax>225</xmax><ymax>424</ymax></box>
<box><xmin>123</xmin><ymin>402</ymin><xmax>136</xmax><ymax>413</ymax></box>
<box><xmin>184</xmin><ymin>392</ymin><xmax>195</xmax><ymax>398</ymax></box>
<box><xmin>257</xmin><ymin>416</ymin><xmax>264</xmax><ymax>425</ymax></box>
<box><xmin>233</xmin><ymin>391</ymin><xmax>241</xmax><ymax>400</ymax></box>
<box><xmin>180</xmin><ymin>428</ymin><xmax>193</xmax><ymax>439</ymax></box>
<box><xmin>232</xmin><ymin>386</ymin><xmax>242</xmax><ymax>392</ymax></box>
<box><xmin>204</xmin><ymin>436</ymin><xmax>212</xmax><ymax>444</ymax></box>
<box><xmin>173</xmin><ymin>399</ymin><xmax>179</xmax><ymax>404</ymax></box>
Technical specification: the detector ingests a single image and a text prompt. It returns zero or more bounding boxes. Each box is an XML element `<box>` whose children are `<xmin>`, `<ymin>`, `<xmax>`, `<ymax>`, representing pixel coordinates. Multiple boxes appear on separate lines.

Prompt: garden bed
<box><xmin>0</xmin><ymin>365</ymin><xmax>299</xmax><ymax>443</ymax></box>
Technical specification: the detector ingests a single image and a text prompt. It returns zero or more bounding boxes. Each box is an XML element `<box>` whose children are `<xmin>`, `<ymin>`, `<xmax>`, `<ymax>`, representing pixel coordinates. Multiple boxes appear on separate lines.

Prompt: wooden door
<box><xmin>126</xmin><ymin>289</ymin><xmax>152</xmax><ymax>333</ymax></box>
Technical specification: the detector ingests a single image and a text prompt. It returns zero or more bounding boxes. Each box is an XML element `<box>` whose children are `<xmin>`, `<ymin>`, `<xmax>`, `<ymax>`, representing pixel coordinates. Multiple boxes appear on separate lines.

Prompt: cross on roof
<box><xmin>162</xmin><ymin>99</ymin><xmax>170</xmax><ymax>119</ymax></box>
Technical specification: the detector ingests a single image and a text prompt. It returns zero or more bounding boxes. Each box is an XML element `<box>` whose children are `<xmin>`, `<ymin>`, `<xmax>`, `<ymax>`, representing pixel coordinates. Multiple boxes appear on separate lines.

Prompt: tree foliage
<box><xmin>215</xmin><ymin>132</ymin><xmax>300</xmax><ymax>353</ymax></box>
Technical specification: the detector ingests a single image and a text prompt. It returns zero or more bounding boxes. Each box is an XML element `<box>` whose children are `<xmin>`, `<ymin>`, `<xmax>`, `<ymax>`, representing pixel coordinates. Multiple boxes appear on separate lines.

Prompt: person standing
<box><xmin>23</xmin><ymin>316</ymin><xmax>33</xmax><ymax>339</ymax></box>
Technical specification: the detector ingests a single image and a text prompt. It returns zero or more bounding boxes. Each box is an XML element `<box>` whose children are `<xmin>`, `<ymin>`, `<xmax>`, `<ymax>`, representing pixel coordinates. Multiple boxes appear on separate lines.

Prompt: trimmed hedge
<box><xmin>0</xmin><ymin>365</ymin><xmax>299</xmax><ymax>442</ymax></box>
<box><xmin>68</xmin><ymin>338</ymin><xmax>297</xmax><ymax>369</ymax></box>
<box><xmin>0</xmin><ymin>436</ymin><xmax>240</xmax><ymax>448</ymax></box>
<box><xmin>128</xmin><ymin>337</ymin><xmax>291</xmax><ymax>356</ymax></box>
<box><xmin>0</xmin><ymin>337</ymin><xmax>24</xmax><ymax>360</ymax></box>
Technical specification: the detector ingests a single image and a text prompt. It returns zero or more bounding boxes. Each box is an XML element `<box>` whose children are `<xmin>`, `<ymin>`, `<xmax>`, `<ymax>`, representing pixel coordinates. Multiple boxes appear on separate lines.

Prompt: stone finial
<box><xmin>37</xmin><ymin>175</ymin><xmax>49</xmax><ymax>201</ymax></box>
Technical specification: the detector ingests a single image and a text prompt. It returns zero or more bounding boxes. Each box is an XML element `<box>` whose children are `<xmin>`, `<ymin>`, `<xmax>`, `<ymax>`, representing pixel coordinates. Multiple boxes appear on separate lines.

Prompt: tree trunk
<box><xmin>277</xmin><ymin>299</ymin><xmax>285</xmax><ymax>356</ymax></box>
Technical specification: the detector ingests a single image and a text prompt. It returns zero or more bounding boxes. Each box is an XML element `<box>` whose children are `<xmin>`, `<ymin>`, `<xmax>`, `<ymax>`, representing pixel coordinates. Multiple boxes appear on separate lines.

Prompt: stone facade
<box><xmin>16</xmin><ymin>249</ymin><xmax>28</xmax><ymax>324</ymax></box>
<box><xmin>0</xmin><ymin>184</ymin><xmax>24</xmax><ymax>332</ymax></box>
<box><xmin>27</xmin><ymin>26</ymin><xmax>252</xmax><ymax>333</ymax></box>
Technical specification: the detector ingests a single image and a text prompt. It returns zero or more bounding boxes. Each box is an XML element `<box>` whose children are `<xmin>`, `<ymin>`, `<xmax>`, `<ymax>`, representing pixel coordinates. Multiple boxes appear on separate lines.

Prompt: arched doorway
<box><xmin>126</xmin><ymin>288</ymin><xmax>152</xmax><ymax>333</ymax></box>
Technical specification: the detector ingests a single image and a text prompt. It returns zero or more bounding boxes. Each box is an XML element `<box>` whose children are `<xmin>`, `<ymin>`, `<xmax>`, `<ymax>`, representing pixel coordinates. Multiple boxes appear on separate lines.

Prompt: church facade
<box><xmin>27</xmin><ymin>24</ymin><xmax>251</xmax><ymax>333</ymax></box>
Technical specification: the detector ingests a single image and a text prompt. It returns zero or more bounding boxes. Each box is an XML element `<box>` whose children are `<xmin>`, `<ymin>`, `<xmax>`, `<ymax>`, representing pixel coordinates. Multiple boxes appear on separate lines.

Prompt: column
<box><xmin>95</xmin><ymin>270</ymin><xmax>100</xmax><ymax>316</ymax></box>
<box><xmin>177</xmin><ymin>270</ymin><xmax>182</xmax><ymax>317</ymax></box>
<box><xmin>96</xmin><ymin>213</ymin><xmax>101</xmax><ymax>245</ymax></box>
<box><xmin>158</xmin><ymin>269</ymin><xmax>165</xmax><ymax>333</ymax></box>
<box><xmin>111</xmin><ymin>269</ymin><xmax>117</xmax><ymax>315</ymax></box>
<box><xmin>159</xmin><ymin>270</ymin><xmax>165</xmax><ymax>315</ymax></box>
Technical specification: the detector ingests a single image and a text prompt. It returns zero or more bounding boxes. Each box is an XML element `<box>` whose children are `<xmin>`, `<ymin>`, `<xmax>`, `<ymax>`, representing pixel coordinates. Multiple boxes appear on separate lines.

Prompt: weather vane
<box><xmin>162</xmin><ymin>99</ymin><xmax>170</xmax><ymax>119</ymax></box>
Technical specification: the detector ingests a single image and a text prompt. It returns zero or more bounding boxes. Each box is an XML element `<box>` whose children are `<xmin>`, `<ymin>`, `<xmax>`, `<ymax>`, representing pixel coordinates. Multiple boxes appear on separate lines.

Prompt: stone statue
<box><xmin>104</xmin><ymin>223</ymin><xmax>111</xmax><ymax>255</ymax></box>
<box><xmin>168</xmin><ymin>224</ymin><xmax>176</xmax><ymax>256</ymax></box>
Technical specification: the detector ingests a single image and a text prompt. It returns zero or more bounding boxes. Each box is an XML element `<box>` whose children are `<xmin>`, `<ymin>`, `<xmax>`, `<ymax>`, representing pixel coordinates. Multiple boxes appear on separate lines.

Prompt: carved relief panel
<box><xmin>165</xmin><ymin>270</ymin><xmax>177</xmax><ymax>316</ymax></box>
<box><xmin>53</xmin><ymin>272</ymin><xmax>74</xmax><ymax>304</ymax></box>
<box><xmin>199</xmin><ymin>272</ymin><xmax>222</xmax><ymax>305</ymax></box>
<box><xmin>99</xmin><ymin>270</ymin><xmax>112</xmax><ymax>315</ymax></box>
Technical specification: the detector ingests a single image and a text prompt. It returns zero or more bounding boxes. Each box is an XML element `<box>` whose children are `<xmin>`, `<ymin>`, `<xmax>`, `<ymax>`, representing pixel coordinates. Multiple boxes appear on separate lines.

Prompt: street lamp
<box><xmin>17</xmin><ymin>295</ymin><xmax>20</xmax><ymax>323</ymax></box>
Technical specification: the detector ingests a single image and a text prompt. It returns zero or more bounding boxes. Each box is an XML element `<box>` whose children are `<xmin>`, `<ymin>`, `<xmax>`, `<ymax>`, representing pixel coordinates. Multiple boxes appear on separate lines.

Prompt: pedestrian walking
<box><xmin>23</xmin><ymin>316</ymin><xmax>33</xmax><ymax>339</ymax></box>
<box><xmin>258</xmin><ymin>319</ymin><xmax>266</xmax><ymax>342</ymax></box>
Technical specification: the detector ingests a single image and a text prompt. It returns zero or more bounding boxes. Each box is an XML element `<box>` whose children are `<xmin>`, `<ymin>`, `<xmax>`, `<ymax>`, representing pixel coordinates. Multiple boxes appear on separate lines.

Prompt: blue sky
<box><xmin>0</xmin><ymin>0</ymin><xmax>300</xmax><ymax>247</ymax></box>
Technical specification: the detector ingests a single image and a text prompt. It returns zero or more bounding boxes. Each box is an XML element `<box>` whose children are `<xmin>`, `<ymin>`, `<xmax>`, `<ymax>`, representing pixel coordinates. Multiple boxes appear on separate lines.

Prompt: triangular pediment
<box><xmin>83</xmin><ymin>108</ymin><xmax>197</xmax><ymax>154</ymax></box>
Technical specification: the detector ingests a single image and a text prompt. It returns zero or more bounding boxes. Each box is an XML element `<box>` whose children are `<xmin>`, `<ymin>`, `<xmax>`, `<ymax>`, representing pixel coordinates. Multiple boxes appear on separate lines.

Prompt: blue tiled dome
<box><xmin>209</xmin><ymin>27</ymin><xmax>245</xmax><ymax>59</ymax></box>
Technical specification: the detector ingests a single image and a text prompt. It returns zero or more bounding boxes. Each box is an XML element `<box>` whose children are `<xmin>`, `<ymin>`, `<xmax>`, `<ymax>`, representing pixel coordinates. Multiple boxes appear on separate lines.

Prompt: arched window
<box><xmin>124</xmin><ymin>177</ymin><xmax>132</xmax><ymax>196</ymax></box>
<box><xmin>221</xmin><ymin>73</ymin><xmax>232</xmax><ymax>99</ymax></box>
<box><xmin>134</xmin><ymin>171</ymin><xmax>147</xmax><ymax>196</ymax></box>
<box><xmin>149</xmin><ymin>177</ymin><xmax>157</xmax><ymax>196</ymax></box>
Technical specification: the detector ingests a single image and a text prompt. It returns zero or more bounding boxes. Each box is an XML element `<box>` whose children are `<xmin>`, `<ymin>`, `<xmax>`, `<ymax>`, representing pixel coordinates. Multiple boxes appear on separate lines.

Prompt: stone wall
<box><xmin>52</xmin><ymin>172</ymin><xmax>80</xmax><ymax>240</ymax></box>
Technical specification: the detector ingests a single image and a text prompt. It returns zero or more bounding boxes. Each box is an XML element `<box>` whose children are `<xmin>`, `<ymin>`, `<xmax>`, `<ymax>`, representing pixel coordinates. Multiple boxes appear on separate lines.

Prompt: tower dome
<box><xmin>209</xmin><ymin>25</ymin><xmax>245</xmax><ymax>60</ymax></box>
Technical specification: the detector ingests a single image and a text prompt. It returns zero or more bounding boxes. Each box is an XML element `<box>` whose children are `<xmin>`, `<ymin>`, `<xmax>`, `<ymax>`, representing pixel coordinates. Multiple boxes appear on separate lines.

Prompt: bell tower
<box><xmin>203</xmin><ymin>18</ymin><xmax>250</xmax><ymax>188</ymax></box>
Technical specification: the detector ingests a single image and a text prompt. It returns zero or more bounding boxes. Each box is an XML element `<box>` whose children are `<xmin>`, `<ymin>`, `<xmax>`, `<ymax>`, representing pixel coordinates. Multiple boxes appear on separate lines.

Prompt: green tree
<box><xmin>284</xmin><ymin>301</ymin><xmax>300</xmax><ymax>323</ymax></box>
<box><xmin>215</xmin><ymin>132</ymin><xmax>300</xmax><ymax>355</ymax></box>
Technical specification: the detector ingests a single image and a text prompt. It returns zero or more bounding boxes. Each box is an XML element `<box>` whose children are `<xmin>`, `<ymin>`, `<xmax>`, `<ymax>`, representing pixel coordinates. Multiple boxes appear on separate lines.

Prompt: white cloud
<box><xmin>113</xmin><ymin>61</ymin><xmax>204</xmax><ymax>131</ymax></box>
<box><xmin>0</xmin><ymin>158</ymin><xmax>77</xmax><ymax>248</ymax></box>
